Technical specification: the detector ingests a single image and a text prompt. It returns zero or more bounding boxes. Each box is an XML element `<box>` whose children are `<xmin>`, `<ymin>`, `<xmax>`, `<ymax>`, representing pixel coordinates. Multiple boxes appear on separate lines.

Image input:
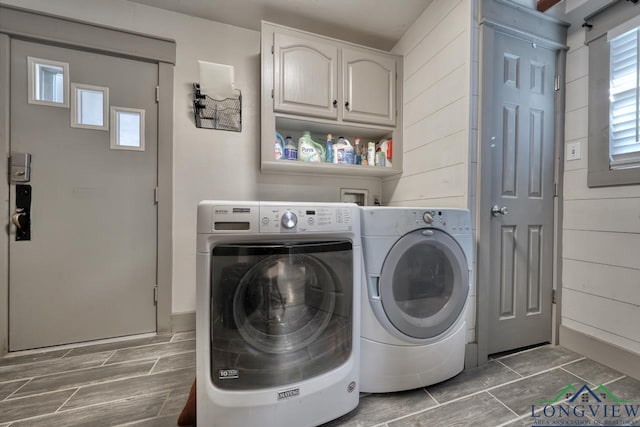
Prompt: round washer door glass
<box><xmin>210</xmin><ymin>241</ymin><xmax>353</xmax><ymax>390</ymax></box>
<box><xmin>233</xmin><ymin>253</ymin><xmax>337</xmax><ymax>354</ymax></box>
<box><xmin>380</xmin><ymin>229</ymin><xmax>468</xmax><ymax>339</ymax></box>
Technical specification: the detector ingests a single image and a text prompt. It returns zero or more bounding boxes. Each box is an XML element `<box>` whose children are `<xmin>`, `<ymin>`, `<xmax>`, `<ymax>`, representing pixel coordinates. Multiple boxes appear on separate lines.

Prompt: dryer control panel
<box><xmin>360</xmin><ymin>207</ymin><xmax>472</xmax><ymax>236</ymax></box>
<box><xmin>259</xmin><ymin>206</ymin><xmax>354</xmax><ymax>233</ymax></box>
<box><xmin>411</xmin><ymin>209</ymin><xmax>471</xmax><ymax>232</ymax></box>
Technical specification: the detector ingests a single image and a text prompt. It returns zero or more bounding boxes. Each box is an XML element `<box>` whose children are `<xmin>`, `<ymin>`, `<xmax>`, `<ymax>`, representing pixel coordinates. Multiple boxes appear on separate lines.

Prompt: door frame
<box><xmin>0</xmin><ymin>5</ymin><xmax>176</xmax><ymax>355</ymax></box>
<box><xmin>475</xmin><ymin>0</ymin><xmax>568</xmax><ymax>365</ymax></box>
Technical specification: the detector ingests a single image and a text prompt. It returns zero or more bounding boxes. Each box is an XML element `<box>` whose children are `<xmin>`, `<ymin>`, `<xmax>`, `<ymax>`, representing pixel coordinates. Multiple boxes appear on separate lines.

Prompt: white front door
<box><xmin>9</xmin><ymin>39</ymin><xmax>158</xmax><ymax>351</ymax></box>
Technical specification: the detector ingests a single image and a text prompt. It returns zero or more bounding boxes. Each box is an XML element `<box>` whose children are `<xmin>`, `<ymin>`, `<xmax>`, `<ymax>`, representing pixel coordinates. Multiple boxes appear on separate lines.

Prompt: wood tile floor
<box><xmin>0</xmin><ymin>332</ymin><xmax>195</xmax><ymax>427</ymax></box>
<box><xmin>324</xmin><ymin>344</ymin><xmax>640</xmax><ymax>427</ymax></box>
<box><xmin>1</xmin><ymin>335</ymin><xmax>638</xmax><ymax>426</ymax></box>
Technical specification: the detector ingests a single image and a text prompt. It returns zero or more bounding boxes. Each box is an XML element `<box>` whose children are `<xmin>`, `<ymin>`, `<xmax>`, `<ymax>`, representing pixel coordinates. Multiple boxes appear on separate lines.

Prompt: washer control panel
<box><xmin>260</xmin><ymin>206</ymin><xmax>353</xmax><ymax>233</ymax></box>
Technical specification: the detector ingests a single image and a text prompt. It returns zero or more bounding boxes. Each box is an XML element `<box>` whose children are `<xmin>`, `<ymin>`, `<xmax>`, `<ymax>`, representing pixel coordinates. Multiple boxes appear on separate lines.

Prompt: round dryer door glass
<box><xmin>210</xmin><ymin>240</ymin><xmax>353</xmax><ymax>390</ymax></box>
<box><xmin>379</xmin><ymin>229</ymin><xmax>469</xmax><ymax>339</ymax></box>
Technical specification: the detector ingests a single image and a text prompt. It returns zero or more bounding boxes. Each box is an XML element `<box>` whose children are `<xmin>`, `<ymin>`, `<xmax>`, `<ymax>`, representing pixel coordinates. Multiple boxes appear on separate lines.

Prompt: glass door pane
<box><xmin>380</xmin><ymin>230</ymin><xmax>468</xmax><ymax>340</ymax></box>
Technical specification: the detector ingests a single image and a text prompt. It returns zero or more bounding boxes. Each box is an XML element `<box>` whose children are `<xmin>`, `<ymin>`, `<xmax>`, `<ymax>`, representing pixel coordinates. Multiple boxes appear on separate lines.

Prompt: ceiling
<box><xmin>127</xmin><ymin>0</ymin><xmax>433</xmax><ymax>50</ymax></box>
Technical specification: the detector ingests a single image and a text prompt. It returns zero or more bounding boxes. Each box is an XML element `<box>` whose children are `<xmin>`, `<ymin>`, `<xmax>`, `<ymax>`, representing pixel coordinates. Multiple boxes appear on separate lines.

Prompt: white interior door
<box><xmin>9</xmin><ymin>39</ymin><xmax>158</xmax><ymax>351</ymax></box>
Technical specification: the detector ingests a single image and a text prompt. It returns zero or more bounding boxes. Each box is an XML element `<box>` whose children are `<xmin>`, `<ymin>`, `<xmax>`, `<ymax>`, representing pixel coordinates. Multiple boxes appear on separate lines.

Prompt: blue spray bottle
<box><xmin>326</xmin><ymin>133</ymin><xmax>334</xmax><ymax>163</ymax></box>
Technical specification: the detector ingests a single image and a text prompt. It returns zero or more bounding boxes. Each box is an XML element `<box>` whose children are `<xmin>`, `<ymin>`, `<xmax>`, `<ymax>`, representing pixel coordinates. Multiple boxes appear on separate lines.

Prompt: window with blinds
<box><xmin>609</xmin><ymin>28</ymin><xmax>640</xmax><ymax>169</ymax></box>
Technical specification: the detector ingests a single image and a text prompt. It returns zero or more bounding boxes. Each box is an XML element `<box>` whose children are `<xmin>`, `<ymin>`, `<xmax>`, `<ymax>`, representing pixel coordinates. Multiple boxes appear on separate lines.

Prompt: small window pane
<box><xmin>28</xmin><ymin>57</ymin><xmax>69</xmax><ymax>108</ymax></box>
<box><xmin>36</xmin><ymin>64</ymin><xmax>65</xmax><ymax>103</ymax></box>
<box><xmin>118</xmin><ymin>112</ymin><xmax>141</xmax><ymax>147</ymax></box>
<box><xmin>78</xmin><ymin>89</ymin><xmax>103</xmax><ymax>126</ymax></box>
<box><xmin>71</xmin><ymin>84</ymin><xmax>108</xmax><ymax>130</ymax></box>
<box><xmin>110</xmin><ymin>107</ymin><xmax>145</xmax><ymax>151</ymax></box>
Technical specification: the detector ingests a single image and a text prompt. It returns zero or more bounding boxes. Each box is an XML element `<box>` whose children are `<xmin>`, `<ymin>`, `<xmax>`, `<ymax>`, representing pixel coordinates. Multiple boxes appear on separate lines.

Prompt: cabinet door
<box><xmin>342</xmin><ymin>47</ymin><xmax>396</xmax><ymax>126</ymax></box>
<box><xmin>274</xmin><ymin>32</ymin><xmax>338</xmax><ymax>119</ymax></box>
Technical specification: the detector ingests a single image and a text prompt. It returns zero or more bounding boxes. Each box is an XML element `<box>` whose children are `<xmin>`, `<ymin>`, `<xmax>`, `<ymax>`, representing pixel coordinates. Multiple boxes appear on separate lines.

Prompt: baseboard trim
<box><xmin>560</xmin><ymin>324</ymin><xmax>640</xmax><ymax>381</ymax></box>
<box><xmin>171</xmin><ymin>311</ymin><xmax>195</xmax><ymax>333</ymax></box>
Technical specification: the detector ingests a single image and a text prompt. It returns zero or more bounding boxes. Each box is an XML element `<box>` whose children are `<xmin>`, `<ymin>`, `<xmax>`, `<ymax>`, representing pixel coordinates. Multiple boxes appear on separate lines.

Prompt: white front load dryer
<box><xmin>196</xmin><ymin>201</ymin><xmax>361</xmax><ymax>427</ymax></box>
<box><xmin>359</xmin><ymin>207</ymin><xmax>473</xmax><ymax>393</ymax></box>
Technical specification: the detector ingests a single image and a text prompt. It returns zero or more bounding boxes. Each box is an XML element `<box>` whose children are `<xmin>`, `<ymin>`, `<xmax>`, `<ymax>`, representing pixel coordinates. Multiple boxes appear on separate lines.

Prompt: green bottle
<box><xmin>298</xmin><ymin>131</ymin><xmax>326</xmax><ymax>162</ymax></box>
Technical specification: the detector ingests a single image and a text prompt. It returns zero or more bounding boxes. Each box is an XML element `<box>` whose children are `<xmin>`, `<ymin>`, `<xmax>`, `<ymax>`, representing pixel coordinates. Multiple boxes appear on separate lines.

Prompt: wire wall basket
<box><xmin>193</xmin><ymin>83</ymin><xmax>242</xmax><ymax>132</ymax></box>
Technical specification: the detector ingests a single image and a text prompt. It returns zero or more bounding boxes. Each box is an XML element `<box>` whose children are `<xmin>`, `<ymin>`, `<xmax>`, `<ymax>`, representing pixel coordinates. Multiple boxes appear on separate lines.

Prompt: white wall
<box><xmin>386</xmin><ymin>0</ymin><xmax>472</xmax><ymax>209</ymax></box>
<box><xmin>0</xmin><ymin>0</ymin><xmax>381</xmax><ymax>315</ymax></box>
<box><xmin>565</xmin><ymin>0</ymin><xmax>590</xmax><ymax>12</ymax></box>
<box><xmin>562</xmin><ymin>27</ymin><xmax>640</xmax><ymax>354</ymax></box>
<box><xmin>389</xmin><ymin>0</ymin><xmax>475</xmax><ymax>343</ymax></box>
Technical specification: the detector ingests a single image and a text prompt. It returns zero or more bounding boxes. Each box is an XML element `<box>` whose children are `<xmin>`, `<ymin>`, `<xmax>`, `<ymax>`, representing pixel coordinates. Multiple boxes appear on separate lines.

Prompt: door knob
<box><xmin>344</xmin><ymin>101</ymin><xmax>350</xmax><ymax>110</ymax></box>
<box><xmin>491</xmin><ymin>205</ymin><xmax>508</xmax><ymax>217</ymax></box>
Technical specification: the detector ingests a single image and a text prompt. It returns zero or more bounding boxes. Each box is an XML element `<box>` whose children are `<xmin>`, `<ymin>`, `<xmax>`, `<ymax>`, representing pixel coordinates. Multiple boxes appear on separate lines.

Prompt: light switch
<box><xmin>567</xmin><ymin>142</ymin><xmax>581</xmax><ymax>161</ymax></box>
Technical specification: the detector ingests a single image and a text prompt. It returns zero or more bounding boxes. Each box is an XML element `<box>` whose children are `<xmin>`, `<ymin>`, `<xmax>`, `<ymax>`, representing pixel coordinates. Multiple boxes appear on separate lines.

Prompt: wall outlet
<box><xmin>567</xmin><ymin>141</ymin><xmax>581</xmax><ymax>161</ymax></box>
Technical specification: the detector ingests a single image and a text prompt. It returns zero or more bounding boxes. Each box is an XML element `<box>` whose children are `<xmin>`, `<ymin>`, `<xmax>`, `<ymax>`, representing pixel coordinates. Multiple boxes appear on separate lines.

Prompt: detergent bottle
<box><xmin>298</xmin><ymin>131</ymin><xmax>325</xmax><ymax>162</ymax></box>
<box><xmin>344</xmin><ymin>138</ymin><xmax>354</xmax><ymax>164</ymax></box>
<box><xmin>284</xmin><ymin>136</ymin><xmax>297</xmax><ymax>160</ymax></box>
<box><xmin>275</xmin><ymin>132</ymin><xmax>285</xmax><ymax>160</ymax></box>
<box><xmin>335</xmin><ymin>136</ymin><xmax>354</xmax><ymax>165</ymax></box>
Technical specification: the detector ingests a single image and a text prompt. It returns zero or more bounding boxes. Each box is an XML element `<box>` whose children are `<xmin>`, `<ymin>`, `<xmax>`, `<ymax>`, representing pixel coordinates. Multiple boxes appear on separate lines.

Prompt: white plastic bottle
<box><xmin>335</xmin><ymin>136</ymin><xmax>354</xmax><ymax>165</ymax></box>
<box><xmin>367</xmin><ymin>141</ymin><xmax>376</xmax><ymax>166</ymax></box>
<box><xmin>284</xmin><ymin>136</ymin><xmax>297</xmax><ymax>160</ymax></box>
<box><xmin>379</xmin><ymin>139</ymin><xmax>393</xmax><ymax>168</ymax></box>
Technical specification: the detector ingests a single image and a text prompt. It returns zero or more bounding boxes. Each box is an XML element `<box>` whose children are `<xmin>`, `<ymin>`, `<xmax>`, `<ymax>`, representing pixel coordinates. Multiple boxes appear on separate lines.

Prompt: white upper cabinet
<box><xmin>262</xmin><ymin>22</ymin><xmax>403</xmax><ymax>177</ymax></box>
<box><xmin>274</xmin><ymin>32</ymin><xmax>339</xmax><ymax>119</ymax></box>
<box><xmin>273</xmin><ymin>29</ymin><xmax>397</xmax><ymax>127</ymax></box>
<box><xmin>342</xmin><ymin>47</ymin><xmax>396</xmax><ymax>126</ymax></box>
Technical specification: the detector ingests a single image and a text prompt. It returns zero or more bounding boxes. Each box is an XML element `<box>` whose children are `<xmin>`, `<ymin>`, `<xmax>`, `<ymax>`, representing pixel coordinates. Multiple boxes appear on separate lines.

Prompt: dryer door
<box><xmin>379</xmin><ymin>229</ymin><xmax>468</xmax><ymax>339</ymax></box>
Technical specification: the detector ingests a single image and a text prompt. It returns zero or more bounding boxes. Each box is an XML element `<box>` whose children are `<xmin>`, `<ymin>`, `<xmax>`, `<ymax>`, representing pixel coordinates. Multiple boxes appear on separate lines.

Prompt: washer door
<box><xmin>210</xmin><ymin>240</ymin><xmax>353</xmax><ymax>390</ymax></box>
<box><xmin>379</xmin><ymin>229</ymin><xmax>468</xmax><ymax>339</ymax></box>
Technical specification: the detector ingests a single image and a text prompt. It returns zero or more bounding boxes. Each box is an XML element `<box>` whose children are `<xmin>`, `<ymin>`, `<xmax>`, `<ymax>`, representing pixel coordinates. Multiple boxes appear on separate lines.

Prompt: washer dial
<box><xmin>281</xmin><ymin>211</ymin><xmax>298</xmax><ymax>229</ymax></box>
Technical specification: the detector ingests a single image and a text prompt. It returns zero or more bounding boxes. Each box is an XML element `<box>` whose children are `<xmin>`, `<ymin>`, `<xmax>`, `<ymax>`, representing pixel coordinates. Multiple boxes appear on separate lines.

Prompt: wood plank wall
<box><xmin>386</xmin><ymin>0</ymin><xmax>471</xmax><ymax>210</ymax></box>
<box><xmin>561</xmin><ymin>29</ymin><xmax>640</xmax><ymax>354</ymax></box>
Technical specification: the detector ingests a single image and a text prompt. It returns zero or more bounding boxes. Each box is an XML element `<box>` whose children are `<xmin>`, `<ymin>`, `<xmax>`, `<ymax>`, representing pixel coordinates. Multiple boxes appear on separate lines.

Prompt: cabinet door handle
<box><xmin>332</xmin><ymin>99</ymin><xmax>337</xmax><ymax>107</ymax></box>
<box><xmin>344</xmin><ymin>101</ymin><xmax>350</xmax><ymax>111</ymax></box>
